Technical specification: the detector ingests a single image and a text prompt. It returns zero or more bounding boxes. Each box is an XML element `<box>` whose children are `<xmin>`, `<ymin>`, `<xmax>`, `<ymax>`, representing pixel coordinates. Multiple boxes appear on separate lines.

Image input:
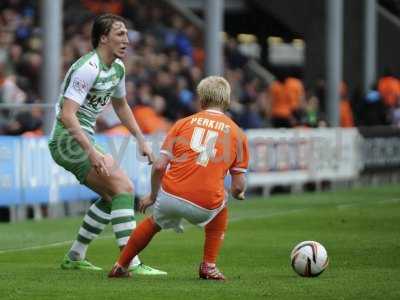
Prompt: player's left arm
<box><xmin>229</xmin><ymin>131</ymin><xmax>250</xmax><ymax>200</ymax></box>
<box><xmin>111</xmin><ymin>97</ymin><xmax>154</xmax><ymax>164</ymax></box>
<box><xmin>111</xmin><ymin>61</ymin><xmax>154</xmax><ymax>163</ymax></box>
<box><xmin>138</xmin><ymin>120</ymin><xmax>180</xmax><ymax>213</ymax></box>
<box><xmin>111</xmin><ymin>96</ymin><xmax>142</xmax><ymax>139</ymax></box>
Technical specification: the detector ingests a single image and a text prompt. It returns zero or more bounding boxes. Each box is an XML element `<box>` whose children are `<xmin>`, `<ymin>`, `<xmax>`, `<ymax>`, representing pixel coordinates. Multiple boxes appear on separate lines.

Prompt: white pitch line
<box><xmin>379</xmin><ymin>198</ymin><xmax>400</xmax><ymax>204</ymax></box>
<box><xmin>336</xmin><ymin>203</ymin><xmax>360</xmax><ymax>210</ymax></box>
<box><xmin>0</xmin><ymin>234</ymin><xmax>113</xmax><ymax>255</ymax></box>
<box><xmin>337</xmin><ymin>198</ymin><xmax>400</xmax><ymax>209</ymax></box>
<box><xmin>229</xmin><ymin>208</ymin><xmax>307</xmax><ymax>223</ymax></box>
<box><xmin>2</xmin><ymin>198</ymin><xmax>396</xmax><ymax>256</ymax></box>
<box><xmin>0</xmin><ymin>208</ymin><xmax>307</xmax><ymax>255</ymax></box>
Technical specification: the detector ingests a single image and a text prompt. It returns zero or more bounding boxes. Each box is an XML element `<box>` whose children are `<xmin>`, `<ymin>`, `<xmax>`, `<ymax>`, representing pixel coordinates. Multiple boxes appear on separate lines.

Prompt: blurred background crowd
<box><xmin>1</xmin><ymin>0</ymin><xmax>400</xmax><ymax>137</ymax></box>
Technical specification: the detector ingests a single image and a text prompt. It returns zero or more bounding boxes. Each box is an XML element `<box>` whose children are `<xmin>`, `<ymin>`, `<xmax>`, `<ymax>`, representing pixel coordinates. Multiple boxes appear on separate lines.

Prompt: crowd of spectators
<box><xmin>1</xmin><ymin>0</ymin><xmax>400</xmax><ymax>137</ymax></box>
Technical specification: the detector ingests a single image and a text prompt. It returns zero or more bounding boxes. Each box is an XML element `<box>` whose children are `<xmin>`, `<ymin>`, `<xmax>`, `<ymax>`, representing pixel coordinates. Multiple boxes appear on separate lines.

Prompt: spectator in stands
<box><xmin>82</xmin><ymin>0</ymin><xmax>123</xmax><ymax>15</ymax></box>
<box><xmin>225</xmin><ymin>37</ymin><xmax>248</xmax><ymax>69</ymax></box>
<box><xmin>235</xmin><ymin>78</ymin><xmax>264</xmax><ymax>129</ymax></box>
<box><xmin>143</xmin><ymin>5</ymin><xmax>168</xmax><ymax>44</ymax></box>
<box><xmin>304</xmin><ymin>95</ymin><xmax>320</xmax><ymax>127</ymax></box>
<box><xmin>314</xmin><ymin>78</ymin><xmax>327</xmax><ymax>117</ymax></box>
<box><xmin>5</xmin><ymin>0</ymin><xmax>382</xmax><ymax>134</ymax></box>
<box><xmin>339</xmin><ymin>82</ymin><xmax>354</xmax><ymax>127</ymax></box>
<box><xmin>165</xmin><ymin>15</ymin><xmax>193</xmax><ymax>59</ymax></box>
<box><xmin>285</xmin><ymin>75</ymin><xmax>305</xmax><ymax>126</ymax></box>
<box><xmin>130</xmin><ymin>81</ymin><xmax>170</xmax><ymax>134</ymax></box>
<box><xmin>176</xmin><ymin>76</ymin><xmax>195</xmax><ymax>113</ymax></box>
<box><xmin>360</xmin><ymin>85</ymin><xmax>389</xmax><ymax>126</ymax></box>
<box><xmin>3</xmin><ymin>108</ymin><xmax>42</xmax><ymax>135</ymax></box>
<box><xmin>0</xmin><ymin>67</ymin><xmax>28</xmax><ymax>134</ymax></box>
<box><xmin>391</xmin><ymin>98</ymin><xmax>400</xmax><ymax>127</ymax></box>
<box><xmin>268</xmin><ymin>77</ymin><xmax>293</xmax><ymax>128</ymax></box>
<box><xmin>152</xmin><ymin>69</ymin><xmax>182</xmax><ymax>120</ymax></box>
<box><xmin>378</xmin><ymin>69</ymin><xmax>400</xmax><ymax>108</ymax></box>
<box><xmin>236</xmin><ymin>95</ymin><xmax>264</xmax><ymax>129</ymax></box>
<box><xmin>133</xmin><ymin>95</ymin><xmax>170</xmax><ymax>135</ymax></box>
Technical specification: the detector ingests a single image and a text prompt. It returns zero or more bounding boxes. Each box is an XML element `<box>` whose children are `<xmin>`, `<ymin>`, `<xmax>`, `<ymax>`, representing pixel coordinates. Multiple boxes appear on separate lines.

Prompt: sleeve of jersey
<box><xmin>112</xmin><ymin>72</ymin><xmax>126</xmax><ymax>99</ymax></box>
<box><xmin>63</xmin><ymin>62</ymin><xmax>98</xmax><ymax>105</ymax></box>
<box><xmin>160</xmin><ymin>121</ymin><xmax>180</xmax><ymax>160</ymax></box>
<box><xmin>229</xmin><ymin>132</ymin><xmax>250</xmax><ymax>175</ymax></box>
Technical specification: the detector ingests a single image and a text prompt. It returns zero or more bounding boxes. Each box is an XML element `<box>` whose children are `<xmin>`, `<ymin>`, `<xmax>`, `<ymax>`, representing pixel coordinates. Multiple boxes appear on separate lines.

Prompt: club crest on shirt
<box><xmin>112</xmin><ymin>75</ymin><xmax>118</xmax><ymax>85</ymax></box>
<box><xmin>72</xmin><ymin>78</ymin><xmax>87</xmax><ymax>95</ymax></box>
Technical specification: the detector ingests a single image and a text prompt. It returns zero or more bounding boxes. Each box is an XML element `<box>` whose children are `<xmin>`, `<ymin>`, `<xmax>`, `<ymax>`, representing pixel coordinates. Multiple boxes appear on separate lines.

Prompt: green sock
<box><xmin>111</xmin><ymin>193</ymin><xmax>136</xmax><ymax>247</ymax></box>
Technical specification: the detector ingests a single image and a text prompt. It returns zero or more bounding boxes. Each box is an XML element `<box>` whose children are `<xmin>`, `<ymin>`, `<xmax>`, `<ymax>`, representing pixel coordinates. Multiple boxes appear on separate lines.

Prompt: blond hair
<box><xmin>197</xmin><ymin>76</ymin><xmax>231</xmax><ymax>110</ymax></box>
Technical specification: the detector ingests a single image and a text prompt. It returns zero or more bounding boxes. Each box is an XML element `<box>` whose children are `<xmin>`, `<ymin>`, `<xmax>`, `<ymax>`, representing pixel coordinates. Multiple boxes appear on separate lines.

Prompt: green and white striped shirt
<box><xmin>54</xmin><ymin>50</ymin><xmax>126</xmax><ymax>136</ymax></box>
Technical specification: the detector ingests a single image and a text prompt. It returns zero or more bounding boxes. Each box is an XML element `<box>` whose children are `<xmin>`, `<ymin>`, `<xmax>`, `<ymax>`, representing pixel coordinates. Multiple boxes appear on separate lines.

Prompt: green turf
<box><xmin>1</xmin><ymin>185</ymin><xmax>400</xmax><ymax>300</ymax></box>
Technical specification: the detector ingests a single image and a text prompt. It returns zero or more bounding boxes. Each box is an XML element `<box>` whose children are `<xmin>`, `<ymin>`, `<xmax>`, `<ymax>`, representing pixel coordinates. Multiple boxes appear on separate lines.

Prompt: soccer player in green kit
<box><xmin>48</xmin><ymin>13</ymin><xmax>166</xmax><ymax>275</ymax></box>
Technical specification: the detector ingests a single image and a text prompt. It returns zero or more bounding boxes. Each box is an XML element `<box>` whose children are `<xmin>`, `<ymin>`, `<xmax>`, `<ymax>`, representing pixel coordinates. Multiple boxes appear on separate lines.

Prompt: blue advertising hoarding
<box><xmin>0</xmin><ymin>135</ymin><xmax>152</xmax><ymax>207</ymax></box>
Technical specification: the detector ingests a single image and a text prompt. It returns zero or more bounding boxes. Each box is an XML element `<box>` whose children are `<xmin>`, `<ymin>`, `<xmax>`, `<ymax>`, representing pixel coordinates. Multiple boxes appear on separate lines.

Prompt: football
<box><xmin>290</xmin><ymin>241</ymin><xmax>329</xmax><ymax>277</ymax></box>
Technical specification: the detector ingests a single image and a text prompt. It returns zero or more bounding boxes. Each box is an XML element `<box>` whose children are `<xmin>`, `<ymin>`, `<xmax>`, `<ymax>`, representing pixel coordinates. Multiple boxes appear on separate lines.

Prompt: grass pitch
<box><xmin>0</xmin><ymin>185</ymin><xmax>399</xmax><ymax>300</ymax></box>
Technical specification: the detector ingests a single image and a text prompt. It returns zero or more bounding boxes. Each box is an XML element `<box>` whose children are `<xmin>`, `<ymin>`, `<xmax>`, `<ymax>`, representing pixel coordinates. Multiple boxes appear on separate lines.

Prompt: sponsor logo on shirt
<box><xmin>72</xmin><ymin>78</ymin><xmax>87</xmax><ymax>95</ymax></box>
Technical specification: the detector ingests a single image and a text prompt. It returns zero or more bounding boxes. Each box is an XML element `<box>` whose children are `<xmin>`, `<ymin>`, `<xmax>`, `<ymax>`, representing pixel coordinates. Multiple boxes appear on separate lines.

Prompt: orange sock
<box><xmin>203</xmin><ymin>207</ymin><xmax>228</xmax><ymax>264</ymax></box>
<box><xmin>117</xmin><ymin>217</ymin><xmax>161</xmax><ymax>268</ymax></box>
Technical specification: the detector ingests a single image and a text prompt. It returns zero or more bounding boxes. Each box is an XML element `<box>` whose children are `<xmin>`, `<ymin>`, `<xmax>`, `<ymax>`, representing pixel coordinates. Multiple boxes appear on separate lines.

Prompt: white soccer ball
<box><xmin>290</xmin><ymin>241</ymin><xmax>329</xmax><ymax>277</ymax></box>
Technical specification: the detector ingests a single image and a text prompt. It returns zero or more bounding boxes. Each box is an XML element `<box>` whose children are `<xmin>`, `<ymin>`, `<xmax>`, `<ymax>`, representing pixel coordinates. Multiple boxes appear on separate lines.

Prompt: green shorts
<box><xmin>48</xmin><ymin>121</ymin><xmax>105</xmax><ymax>184</ymax></box>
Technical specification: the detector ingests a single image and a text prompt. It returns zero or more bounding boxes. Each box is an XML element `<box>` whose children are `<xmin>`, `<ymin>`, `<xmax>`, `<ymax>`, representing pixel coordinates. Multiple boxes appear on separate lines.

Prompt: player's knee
<box><xmin>102</xmin><ymin>194</ymin><xmax>113</xmax><ymax>202</ymax></box>
<box><xmin>119</xmin><ymin>172</ymin><xmax>134</xmax><ymax>193</ymax></box>
<box><xmin>125</xmin><ymin>179</ymin><xmax>134</xmax><ymax>194</ymax></box>
<box><xmin>108</xmin><ymin>173</ymin><xmax>134</xmax><ymax>195</ymax></box>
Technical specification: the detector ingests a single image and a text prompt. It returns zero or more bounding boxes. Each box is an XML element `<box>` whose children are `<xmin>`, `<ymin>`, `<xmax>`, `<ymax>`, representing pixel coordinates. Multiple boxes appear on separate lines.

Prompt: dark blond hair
<box><xmin>197</xmin><ymin>76</ymin><xmax>231</xmax><ymax>110</ymax></box>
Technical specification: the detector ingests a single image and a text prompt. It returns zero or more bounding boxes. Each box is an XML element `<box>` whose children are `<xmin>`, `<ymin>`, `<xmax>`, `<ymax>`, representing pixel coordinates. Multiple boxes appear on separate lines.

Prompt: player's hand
<box><xmin>138</xmin><ymin>141</ymin><xmax>155</xmax><ymax>165</ymax></box>
<box><xmin>234</xmin><ymin>191</ymin><xmax>246</xmax><ymax>201</ymax></box>
<box><xmin>89</xmin><ymin>150</ymin><xmax>109</xmax><ymax>177</ymax></box>
<box><xmin>138</xmin><ymin>194</ymin><xmax>156</xmax><ymax>213</ymax></box>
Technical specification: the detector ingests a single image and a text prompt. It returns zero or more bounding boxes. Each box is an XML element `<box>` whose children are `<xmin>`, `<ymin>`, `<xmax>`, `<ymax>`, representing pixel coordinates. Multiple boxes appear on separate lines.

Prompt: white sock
<box><xmin>69</xmin><ymin>241</ymin><xmax>88</xmax><ymax>260</ymax></box>
<box><xmin>128</xmin><ymin>255</ymin><xmax>141</xmax><ymax>268</ymax></box>
<box><xmin>68</xmin><ymin>198</ymin><xmax>111</xmax><ymax>261</ymax></box>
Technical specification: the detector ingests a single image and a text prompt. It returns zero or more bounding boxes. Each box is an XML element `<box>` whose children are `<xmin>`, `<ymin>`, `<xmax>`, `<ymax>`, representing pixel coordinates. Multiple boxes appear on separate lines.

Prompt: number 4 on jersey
<box><xmin>190</xmin><ymin>127</ymin><xmax>218</xmax><ymax>167</ymax></box>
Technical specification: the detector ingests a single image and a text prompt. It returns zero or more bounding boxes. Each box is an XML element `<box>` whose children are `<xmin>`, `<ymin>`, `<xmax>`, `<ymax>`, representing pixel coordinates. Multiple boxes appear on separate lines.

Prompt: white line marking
<box><xmin>0</xmin><ymin>208</ymin><xmax>307</xmax><ymax>255</ymax></box>
<box><xmin>337</xmin><ymin>198</ymin><xmax>400</xmax><ymax>209</ymax></box>
<box><xmin>0</xmin><ymin>235</ymin><xmax>113</xmax><ymax>255</ymax></box>
<box><xmin>1</xmin><ymin>198</ymin><xmax>396</xmax><ymax>255</ymax></box>
<box><xmin>379</xmin><ymin>198</ymin><xmax>400</xmax><ymax>204</ymax></box>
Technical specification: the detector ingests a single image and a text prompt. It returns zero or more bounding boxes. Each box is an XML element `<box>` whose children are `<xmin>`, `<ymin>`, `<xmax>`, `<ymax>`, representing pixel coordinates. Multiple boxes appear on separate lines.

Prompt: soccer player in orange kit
<box><xmin>108</xmin><ymin>75</ymin><xmax>249</xmax><ymax>280</ymax></box>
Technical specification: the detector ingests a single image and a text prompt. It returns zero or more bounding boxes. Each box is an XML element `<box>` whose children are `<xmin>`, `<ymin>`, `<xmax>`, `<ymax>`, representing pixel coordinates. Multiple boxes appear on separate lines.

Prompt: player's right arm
<box><xmin>59</xmin><ymin>60</ymin><xmax>108</xmax><ymax>176</ymax></box>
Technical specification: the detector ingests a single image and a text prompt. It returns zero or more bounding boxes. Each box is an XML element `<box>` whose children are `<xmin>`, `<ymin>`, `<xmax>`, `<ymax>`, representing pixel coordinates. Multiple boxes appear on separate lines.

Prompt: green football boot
<box><xmin>129</xmin><ymin>263</ymin><xmax>167</xmax><ymax>275</ymax></box>
<box><xmin>60</xmin><ymin>255</ymin><xmax>102</xmax><ymax>271</ymax></box>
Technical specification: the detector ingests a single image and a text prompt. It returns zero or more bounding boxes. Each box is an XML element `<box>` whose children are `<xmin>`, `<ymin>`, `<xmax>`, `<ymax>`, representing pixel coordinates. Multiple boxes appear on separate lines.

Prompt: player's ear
<box><xmin>100</xmin><ymin>35</ymin><xmax>108</xmax><ymax>44</ymax></box>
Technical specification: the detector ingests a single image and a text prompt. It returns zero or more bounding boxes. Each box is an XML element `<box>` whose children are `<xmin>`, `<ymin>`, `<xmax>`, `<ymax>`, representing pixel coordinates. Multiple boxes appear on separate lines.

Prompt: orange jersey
<box><xmin>269</xmin><ymin>81</ymin><xmax>292</xmax><ymax>118</ymax></box>
<box><xmin>133</xmin><ymin>105</ymin><xmax>170</xmax><ymax>134</ymax></box>
<box><xmin>285</xmin><ymin>77</ymin><xmax>305</xmax><ymax>111</ymax></box>
<box><xmin>160</xmin><ymin>109</ymin><xmax>249</xmax><ymax>210</ymax></box>
<box><xmin>340</xmin><ymin>100</ymin><xmax>354</xmax><ymax>128</ymax></box>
